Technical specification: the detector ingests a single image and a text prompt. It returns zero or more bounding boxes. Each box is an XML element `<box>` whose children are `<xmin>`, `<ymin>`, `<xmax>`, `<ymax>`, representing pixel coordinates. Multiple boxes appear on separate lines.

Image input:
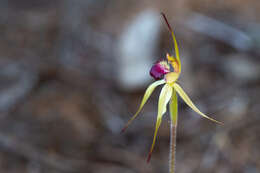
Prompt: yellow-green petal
<box><xmin>147</xmin><ymin>84</ymin><xmax>172</xmax><ymax>162</ymax></box>
<box><xmin>170</xmin><ymin>31</ymin><xmax>181</xmax><ymax>73</ymax></box>
<box><xmin>173</xmin><ymin>83</ymin><xmax>223</xmax><ymax>125</ymax></box>
<box><xmin>161</xmin><ymin>13</ymin><xmax>181</xmax><ymax>73</ymax></box>
<box><xmin>121</xmin><ymin>80</ymin><xmax>165</xmax><ymax>133</ymax></box>
<box><xmin>169</xmin><ymin>89</ymin><xmax>178</xmax><ymax>125</ymax></box>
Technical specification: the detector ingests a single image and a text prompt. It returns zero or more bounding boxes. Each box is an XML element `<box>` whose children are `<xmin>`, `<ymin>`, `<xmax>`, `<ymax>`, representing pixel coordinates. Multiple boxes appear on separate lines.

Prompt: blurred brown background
<box><xmin>0</xmin><ymin>0</ymin><xmax>260</xmax><ymax>172</ymax></box>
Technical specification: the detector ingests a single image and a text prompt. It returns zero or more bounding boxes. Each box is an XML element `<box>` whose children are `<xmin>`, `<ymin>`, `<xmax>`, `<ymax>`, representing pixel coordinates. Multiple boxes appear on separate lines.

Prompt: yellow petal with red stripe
<box><xmin>147</xmin><ymin>83</ymin><xmax>173</xmax><ymax>162</ymax></box>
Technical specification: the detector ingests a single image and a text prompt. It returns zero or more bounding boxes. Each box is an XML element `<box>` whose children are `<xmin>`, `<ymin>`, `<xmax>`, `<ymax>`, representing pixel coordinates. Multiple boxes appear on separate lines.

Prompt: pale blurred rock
<box><xmin>227</xmin><ymin>95</ymin><xmax>249</xmax><ymax>119</ymax></box>
<box><xmin>185</xmin><ymin>12</ymin><xmax>253</xmax><ymax>51</ymax></box>
<box><xmin>223</xmin><ymin>54</ymin><xmax>260</xmax><ymax>83</ymax></box>
<box><xmin>116</xmin><ymin>10</ymin><xmax>161</xmax><ymax>90</ymax></box>
<box><xmin>246</xmin><ymin>23</ymin><xmax>260</xmax><ymax>55</ymax></box>
<box><xmin>0</xmin><ymin>61</ymin><xmax>37</xmax><ymax>112</ymax></box>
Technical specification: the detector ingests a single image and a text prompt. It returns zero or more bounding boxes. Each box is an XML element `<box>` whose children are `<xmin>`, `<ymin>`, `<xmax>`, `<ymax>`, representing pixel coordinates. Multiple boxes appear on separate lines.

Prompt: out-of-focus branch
<box><xmin>0</xmin><ymin>133</ymin><xmax>90</xmax><ymax>172</ymax></box>
<box><xmin>185</xmin><ymin>12</ymin><xmax>253</xmax><ymax>52</ymax></box>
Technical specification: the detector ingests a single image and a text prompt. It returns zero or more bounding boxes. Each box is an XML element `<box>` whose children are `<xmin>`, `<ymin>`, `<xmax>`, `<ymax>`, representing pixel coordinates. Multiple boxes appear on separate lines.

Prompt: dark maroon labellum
<box><xmin>150</xmin><ymin>61</ymin><xmax>170</xmax><ymax>80</ymax></box>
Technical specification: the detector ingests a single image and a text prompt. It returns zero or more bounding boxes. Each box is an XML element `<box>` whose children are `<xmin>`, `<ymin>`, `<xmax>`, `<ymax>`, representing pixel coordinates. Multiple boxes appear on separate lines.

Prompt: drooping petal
<box><xmin>161</xmin><ymin>84</ymin><xmax>173</xmax><ymax>116</ymax></box>
<box><xmin>121</xmin><ymin>80</ymin><xmax>165</xmax><ymax>133</ymax></box>
<box><xmin>173</xmin><ymin>83</ymin><xmax>223</xmax><ymax>125</ymax></box>
<box><xmin>169</xmin><ymin>89</ymin><xmax>178</xmax><ymax>125</ymax></box>
<box><xmin>147</xmin><ymin>84</ymin><xmax>173</xmax><ymax>162</ymax></box>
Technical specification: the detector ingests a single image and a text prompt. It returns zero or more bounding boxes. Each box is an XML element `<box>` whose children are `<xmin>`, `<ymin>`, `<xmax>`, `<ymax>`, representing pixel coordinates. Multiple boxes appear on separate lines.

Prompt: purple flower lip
<box><xmin>150</xmin><ymin>60</ymin><xmax>170</xmax><ymax>80</ymax></box>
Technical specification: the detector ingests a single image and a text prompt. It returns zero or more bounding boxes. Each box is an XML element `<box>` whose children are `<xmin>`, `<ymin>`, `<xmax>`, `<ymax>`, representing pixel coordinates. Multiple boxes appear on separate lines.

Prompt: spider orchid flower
<box><xmin>122</xmin><ymin>13</ymin><xmax>223</xmax><ymax>163</ymax></box>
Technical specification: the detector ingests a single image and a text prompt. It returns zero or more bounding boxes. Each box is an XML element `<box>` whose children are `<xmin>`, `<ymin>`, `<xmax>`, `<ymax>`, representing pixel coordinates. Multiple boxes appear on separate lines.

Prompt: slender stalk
<box><xmin>169</xmin><ymin>118</ymin><xmax>178</xmax><ymax>173</ymax></box>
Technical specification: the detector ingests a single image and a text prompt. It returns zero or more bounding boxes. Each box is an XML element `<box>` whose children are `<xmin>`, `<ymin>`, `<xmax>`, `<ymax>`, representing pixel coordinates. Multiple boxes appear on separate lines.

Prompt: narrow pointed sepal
<box><xmin>169</xmin><ymin>89</ymin><xmax>178</xmax><ymax>125</ymax></box>
<box><xmin>147</xmin><ymin>84</ymin><xmax>173</xmax><ymax>162</ymax></box>
<box><xmin>173</xmin><ymin>83</ymin><xmax>223</xmax><ymax>125</ymax></box>
<box><xmin>161</xmin><ymin>13</ymin><xmax>181</xmax><ymax>73</ymax></box>
<box><xmin>170</xmin><ymin>30</ymin><xmax>181</xmax><ymax>73</ymax></box>
<box><xmin>121</xmin><ymin>80</ymin><xmax>165</xmax><ymax>133</ymax></box>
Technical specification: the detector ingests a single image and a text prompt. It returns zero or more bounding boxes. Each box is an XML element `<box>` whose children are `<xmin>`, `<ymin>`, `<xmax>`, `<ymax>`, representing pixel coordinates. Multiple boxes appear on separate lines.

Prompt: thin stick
<box><xmin>169</xmin><ymin>119</ymin><xmax>177</xmax><ymax>173</ymax></box>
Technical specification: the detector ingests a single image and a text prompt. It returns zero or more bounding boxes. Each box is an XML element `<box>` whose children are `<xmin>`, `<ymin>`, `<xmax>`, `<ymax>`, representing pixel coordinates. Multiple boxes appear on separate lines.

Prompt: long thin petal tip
<box><xmin>215</xmin><ymin>120</ymin><xmax>224</xmax><ymax>125</ymax></box>
<box><xmin>196</xmin><ymin>112</ymin><xmax>224</xmax><ymax>125</ymax></box>
<box><xmin>120</xmin><ymin>127</ymin><xmax>127</xmax><ymax>133</ymax></box>
<box><xmin>161</xmin><ymin>12</ymin><xmax>173</xmax><ymax>32</ymax></box>
<box><xmin>205</xmin><ymin>116</ymin><xmax>224</xmax><ymax>125</ymax></box>
<box><xmin>120</xmin><ymin>124</ymin><xmax>129</xmax><ymax>133</ymax></box>
<box><xmin>146</xmin><ymin>152</ymin><xmax>152</xmax><ymax>163</ymax></box>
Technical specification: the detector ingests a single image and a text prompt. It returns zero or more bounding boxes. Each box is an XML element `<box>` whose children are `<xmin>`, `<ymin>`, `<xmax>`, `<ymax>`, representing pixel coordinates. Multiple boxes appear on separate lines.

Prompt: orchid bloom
<box><xmin>122</xmin><ymin>13</ymin><xmax>223</xmax><ymax>163</ymax></box>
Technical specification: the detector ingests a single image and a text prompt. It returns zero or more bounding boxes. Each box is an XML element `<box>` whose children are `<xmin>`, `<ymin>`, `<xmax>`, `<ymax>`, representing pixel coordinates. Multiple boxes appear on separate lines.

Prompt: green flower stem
<box><xmin>169</xmin><ymin>89</ymin><xmax>178</xmax><ymax>173</ymax></box>
<box><xmin>169</xmin><ymin>118</ymin><xmax>178</xmax><ymax>173</ymax></box>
